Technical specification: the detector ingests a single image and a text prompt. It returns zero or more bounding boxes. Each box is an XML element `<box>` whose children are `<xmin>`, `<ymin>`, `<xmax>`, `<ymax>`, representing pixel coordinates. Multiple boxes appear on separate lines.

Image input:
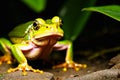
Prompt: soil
<box><xmin>0</xmin><ymin>54</ymin><xmax>110</xmax><ymax>80</ymax></box>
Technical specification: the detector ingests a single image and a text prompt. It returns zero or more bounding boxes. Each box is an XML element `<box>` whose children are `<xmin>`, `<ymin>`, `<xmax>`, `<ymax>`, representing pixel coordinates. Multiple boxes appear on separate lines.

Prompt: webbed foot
<box><xmin>0</xmin><ymin>55</ymin><xmax>12</xmax><ymax>65</ymax></box>
<box><xmin>53</xmin><ymin>61</ymin><xmax>87</xmax><ymax>71</ymax></box>
<box><xmin>8</xmin><ymin>63</ymin><xmax>43</xmax><ymax>76</ymax></box>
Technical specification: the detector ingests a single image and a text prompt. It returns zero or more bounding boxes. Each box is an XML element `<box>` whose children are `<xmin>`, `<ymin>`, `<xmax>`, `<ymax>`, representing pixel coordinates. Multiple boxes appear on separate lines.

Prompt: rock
<box><xmin>109</xmin><ymin>54</ymin><xmax>120</xmax><ymax>66</ymax></box>
<box><xmin>65</xmin><ymin>69</ymin><xmax>120</xmax><ymax>80</ymax></box>
<box><xmin>0</xmin><ymin>71</ymin><xmax>54</xmax><ymax>80</ymax></box>
<box><xmin>109</xmin><ymin>54</ymin><xmax>120</xmax><ymax>69</ymax></box>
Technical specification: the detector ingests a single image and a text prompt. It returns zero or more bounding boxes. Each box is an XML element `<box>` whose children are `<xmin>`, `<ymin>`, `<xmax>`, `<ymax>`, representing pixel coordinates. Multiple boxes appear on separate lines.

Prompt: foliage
<box><xmin>82</xmin><ymin>5</ymin><xmax>120</xmax><ymax>22</ymax></box>
<box><xmin>22</xmin><ymin>0</ymin><xmax>46</xmax><ymax>13</ymax></box>
<box><xmin>59</xmin><ymin>0</ymin><xmax>97</xmax><ymax>41</ymax></box>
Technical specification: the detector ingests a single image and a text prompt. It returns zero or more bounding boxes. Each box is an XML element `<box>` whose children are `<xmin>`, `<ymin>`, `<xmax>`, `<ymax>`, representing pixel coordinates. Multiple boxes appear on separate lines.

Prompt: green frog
<box><xmin>0</xmin><ymin>16</ymin><xmax>86</xmax><ymax>75</ymax></box>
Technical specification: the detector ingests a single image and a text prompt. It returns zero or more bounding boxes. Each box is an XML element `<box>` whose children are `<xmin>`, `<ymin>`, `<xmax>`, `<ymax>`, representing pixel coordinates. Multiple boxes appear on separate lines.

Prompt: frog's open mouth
<box><xmin>32</xmin><ymin>33</ymin><xmax>63</xmax><ymax>46</ymax></box>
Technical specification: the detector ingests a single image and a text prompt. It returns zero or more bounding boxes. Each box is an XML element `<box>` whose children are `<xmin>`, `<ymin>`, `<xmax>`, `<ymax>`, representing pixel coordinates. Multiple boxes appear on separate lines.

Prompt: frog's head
<box><xmin>31</xmin><ymin>16</ymin><xmax>64</xmax><ymax>46</ymax></box>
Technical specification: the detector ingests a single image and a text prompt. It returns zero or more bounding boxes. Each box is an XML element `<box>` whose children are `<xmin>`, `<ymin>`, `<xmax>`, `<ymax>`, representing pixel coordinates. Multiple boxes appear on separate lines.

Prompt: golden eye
<box><xmin>52</xmin><ymin>16</ymin><xmax>63</xmax><ymax>28</ymax></box>
<box><xmin>52</xmin><ymin>16</ymin><xmax>61</xmax><ymax>23</ymax></box>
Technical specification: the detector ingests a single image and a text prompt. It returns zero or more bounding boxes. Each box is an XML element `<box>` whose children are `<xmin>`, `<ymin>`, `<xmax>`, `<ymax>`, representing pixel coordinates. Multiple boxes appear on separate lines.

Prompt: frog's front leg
<box><xmin>8</xmin><ymin>44</ymin><xmax>43</xmax><ymax>75</ymax></box>
<box><xmin>53</xmin><ymin>40</ymin><xmax>87</xmax><ymax>71</ymax></box>
<box><xmin>0</xmin><ymin>38</ymin><xmax>13</xmax><ymax>64</ymax></box>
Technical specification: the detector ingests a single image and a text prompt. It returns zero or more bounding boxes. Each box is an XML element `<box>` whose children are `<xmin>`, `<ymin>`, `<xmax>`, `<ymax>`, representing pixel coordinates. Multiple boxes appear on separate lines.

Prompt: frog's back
<box><xmin>8</xmin><ymin>21</ymin><xmax>33</xmax><ymax>43</ymax></box>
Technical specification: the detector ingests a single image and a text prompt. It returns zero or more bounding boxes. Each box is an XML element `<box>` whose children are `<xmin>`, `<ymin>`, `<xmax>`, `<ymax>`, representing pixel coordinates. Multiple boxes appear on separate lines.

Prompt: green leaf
<box><xmin>82</xmin><ymin>5</ymin><xmax>120</xmax><ymax>22</ymax></box>
<box><xmin>22</xmin><ymin>0</ymin><xmax>46</xmax><ymax>13</ymax></box>
<box><xmin>59</xmin><ymin>0</ymin><xmax>97</xmax><ymax>41</ymax></box>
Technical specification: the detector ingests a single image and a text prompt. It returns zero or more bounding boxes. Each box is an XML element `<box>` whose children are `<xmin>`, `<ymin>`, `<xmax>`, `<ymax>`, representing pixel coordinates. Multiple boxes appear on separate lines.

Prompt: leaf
<box><xmin>59</xmin><ymin>0</ymin><xmax>97</xmax><ymax>41</ymax></box>
<box><xmin>22</xmin><ymin>0</ymin><xmax>46</xmax><ymax>13</ymax></box>
<box><xmin>82</xmin><ymin>5</ymin><xmax>120</xmax><ymax>22</ymax></box>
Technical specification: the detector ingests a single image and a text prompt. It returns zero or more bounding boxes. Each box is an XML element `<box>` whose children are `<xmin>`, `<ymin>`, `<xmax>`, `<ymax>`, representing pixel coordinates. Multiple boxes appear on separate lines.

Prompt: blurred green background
<box><xmin>0</xmin><ymin>0</ymin><xmax>120</xmax><ymax>55</ymax></box>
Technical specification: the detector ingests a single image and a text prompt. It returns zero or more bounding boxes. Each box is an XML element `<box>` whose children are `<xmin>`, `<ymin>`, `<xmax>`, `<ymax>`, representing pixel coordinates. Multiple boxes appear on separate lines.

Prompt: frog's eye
<box><xmin>52</xmin><ymin>16</ymin><xmax>61</xmax><ymax>23</ymax></box>
<box><xmin>52</xmin><ymin>16</ymin><xmax>63</xmax><ymax>27</ymax></box>
<box><xmin>33</xmin><ymin>21</ymin><xmax>40</xmax><ymax>30</ymax></box>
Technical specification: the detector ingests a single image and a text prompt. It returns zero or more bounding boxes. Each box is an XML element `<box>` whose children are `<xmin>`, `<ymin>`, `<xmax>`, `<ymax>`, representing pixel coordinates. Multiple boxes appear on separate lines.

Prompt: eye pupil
<box><xmin>33</xmin><ymin>22</ymin><xmax>37</xmax><ymax>27</ymax></box>
<box><xmin>33</xmin><ymin>21</ymin><xmax>40</xmax><ymax>30</ymax></box>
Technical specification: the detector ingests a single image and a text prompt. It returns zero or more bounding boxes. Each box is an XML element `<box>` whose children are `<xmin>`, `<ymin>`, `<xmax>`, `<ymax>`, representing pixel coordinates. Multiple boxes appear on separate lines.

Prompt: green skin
<box><xmin>0</xmin><ymin>16</ymin><xmax>86</xmax><ymax>75</ymax></box>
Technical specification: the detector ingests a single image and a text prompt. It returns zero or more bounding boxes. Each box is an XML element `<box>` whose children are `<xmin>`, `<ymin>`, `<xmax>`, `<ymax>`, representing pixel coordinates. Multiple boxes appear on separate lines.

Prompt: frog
<box><xmin>0</xmin><ymin>16</ymin><xmax>87</xmax><ymax>75</ymax></box>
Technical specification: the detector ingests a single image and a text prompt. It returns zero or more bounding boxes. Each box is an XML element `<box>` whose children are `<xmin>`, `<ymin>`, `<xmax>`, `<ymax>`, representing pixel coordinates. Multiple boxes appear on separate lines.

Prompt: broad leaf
<box><xmin>59</xmin><ymin>0</ymin><xmax>97</xmax><ymax>41</ymax></box>
<box><xmin>82</xmin><ymin>5</ymin><xmax>120</xmax><ymax>21</ymax></box>
<box><xmin>22</xmin><ymin>0</ymin><xmax>46</xmax><ymax>13</ymax></box>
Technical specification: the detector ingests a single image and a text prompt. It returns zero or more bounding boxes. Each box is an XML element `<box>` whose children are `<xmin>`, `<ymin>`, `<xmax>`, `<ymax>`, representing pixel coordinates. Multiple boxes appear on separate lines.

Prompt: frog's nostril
<box><xmin>46</xmin><ymin>26</ymin><xmax>48</xmax><ymax>28</ymax></box>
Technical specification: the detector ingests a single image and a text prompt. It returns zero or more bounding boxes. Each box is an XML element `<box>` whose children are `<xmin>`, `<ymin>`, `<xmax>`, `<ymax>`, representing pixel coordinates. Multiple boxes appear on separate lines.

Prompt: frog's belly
<box><xmin>23</xmin><ymin>45</ymin><xmax>53</xmax><ymax>60</ymax></box>
<box><xmin>21</xmin><ymin>38</ymin><xmax>57</xmax><ymax>60</ymax></box>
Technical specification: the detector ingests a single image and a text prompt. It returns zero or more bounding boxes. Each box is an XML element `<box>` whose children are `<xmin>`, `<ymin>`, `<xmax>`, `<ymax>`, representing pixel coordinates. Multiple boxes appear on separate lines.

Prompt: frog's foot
<box><xmin>53</xmin><ymin>61</ymin><xmax>87</xmax><ymax>71</ymax></box>
<box><xmin>8</xmin><ymin>63</ymin><xmax>43</xmax><ymax>76</ymax></box>
<box><xmin>0</xmin><ymin>55</ymin><xmax>12</xmax><ymax>65</ymax></box>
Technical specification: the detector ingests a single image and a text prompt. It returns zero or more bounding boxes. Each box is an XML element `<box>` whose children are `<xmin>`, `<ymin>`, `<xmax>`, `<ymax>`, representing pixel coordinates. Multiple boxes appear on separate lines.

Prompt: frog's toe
<box><xmin>0</xmin><ymin>55</ymin><xmax>12</xmax><ymax>65</ymax></box>
<box><xmin>53</xmin><ymin>61</ymin><xmax>87</xmax><ymax>71</ymax></box>
<box><xmin>8</xmin><ymin>63</ymin><xmax>43</xmax><ymax>76</ymax></box>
